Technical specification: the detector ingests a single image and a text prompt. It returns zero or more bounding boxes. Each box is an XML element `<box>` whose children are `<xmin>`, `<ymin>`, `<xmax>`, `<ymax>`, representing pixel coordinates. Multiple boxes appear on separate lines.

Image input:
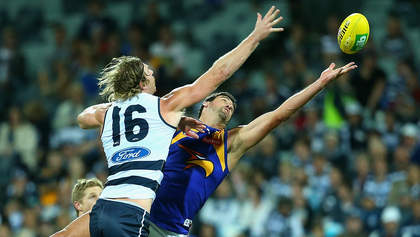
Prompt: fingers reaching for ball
<box><xmin>253</xmin><ymin>6</ymin><xmax>284</xmax><ymax>41</ymax></box>
<box><xmin>338</xmin><ymin>62</ymin><xmax>358</xmax><ymax>75</ymax></box>
<box><xmin>320</xmin><ymin>62</ymin><xmax>358</xmax><ymax>83</ymax></box>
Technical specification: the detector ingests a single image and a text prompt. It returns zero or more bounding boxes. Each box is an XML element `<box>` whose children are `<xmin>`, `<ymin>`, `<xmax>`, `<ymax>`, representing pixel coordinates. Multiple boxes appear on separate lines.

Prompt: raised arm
<box><xmin>228</xmin><ymin>62</ymin><xmax>357</xmax><ymax>165</ymax></box>
<box><xmin>77</xmin><ymin>103</ymin><xmax>111</xmax><ymax>129</ymax></box>
<box><xmin>161</xmin><ymin>6</ymin><xmax>284</xmax><ymax>113</ymax></box>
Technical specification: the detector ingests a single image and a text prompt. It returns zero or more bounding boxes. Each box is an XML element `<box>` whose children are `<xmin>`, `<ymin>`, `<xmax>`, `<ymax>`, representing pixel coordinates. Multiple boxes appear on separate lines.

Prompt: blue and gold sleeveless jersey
<box><xmin>150</xmin><ymin>125</ymin><xmax>229</xmax><ymax>234</ymax></box>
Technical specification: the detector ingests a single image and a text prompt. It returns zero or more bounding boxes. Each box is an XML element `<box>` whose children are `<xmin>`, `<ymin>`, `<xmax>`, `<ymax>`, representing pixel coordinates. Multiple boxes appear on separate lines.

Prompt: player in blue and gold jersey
<box><xmin>150</xmin><ymin>62</ymin><xmax>358</xmax><ymax>236</ymax></box>
<box><xmin>150</xmin><ymin>93</ymin><xmax>234</xmax><ymax>236</ymax></box>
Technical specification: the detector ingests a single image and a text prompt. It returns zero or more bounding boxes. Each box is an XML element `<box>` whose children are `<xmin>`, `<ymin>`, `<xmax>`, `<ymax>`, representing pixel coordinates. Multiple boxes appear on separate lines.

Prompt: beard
<box><xmin>217</xmin><ymin>108</ymin><xmax>230</xmax><ymax>122</ymax></box>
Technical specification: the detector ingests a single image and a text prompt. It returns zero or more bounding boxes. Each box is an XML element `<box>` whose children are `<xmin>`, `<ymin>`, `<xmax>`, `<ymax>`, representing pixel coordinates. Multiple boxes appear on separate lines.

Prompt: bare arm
<box><xmin>228</xmin><ymin>62</ymin><xmax>358</xmax><ymax>165</ymax></box>
<box><xmin>77</xmin><ymin>103</ymin><xmax>111</xmax><ymax>129</ymax></box>
<box><xmin>161</xmin><ymin>6</ymin><xmax>284</xmax><ymax>113</ymax></box>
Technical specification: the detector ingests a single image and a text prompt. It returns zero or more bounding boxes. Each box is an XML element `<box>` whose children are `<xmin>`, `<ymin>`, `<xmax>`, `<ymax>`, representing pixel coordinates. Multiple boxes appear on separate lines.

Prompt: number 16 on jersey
<box><xmin>111</xmin><ymin>105</ymin><xmax>149</xmax><ymax>147</ymax></box>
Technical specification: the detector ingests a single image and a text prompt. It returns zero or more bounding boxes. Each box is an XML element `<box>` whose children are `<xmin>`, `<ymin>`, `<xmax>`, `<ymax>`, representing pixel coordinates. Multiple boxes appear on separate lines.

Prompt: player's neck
<box><xmin>200</xmin><ymin>116</ymin><xmax>226</xmax><ymax>130</ymax></box>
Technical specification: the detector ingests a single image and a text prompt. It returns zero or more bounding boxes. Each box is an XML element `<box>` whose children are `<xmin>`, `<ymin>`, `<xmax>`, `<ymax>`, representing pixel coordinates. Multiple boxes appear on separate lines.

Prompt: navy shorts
<box><xmin>90</xmin><ymin>199</ymin><xmax>151</xmax><ymax>237</ymax></box>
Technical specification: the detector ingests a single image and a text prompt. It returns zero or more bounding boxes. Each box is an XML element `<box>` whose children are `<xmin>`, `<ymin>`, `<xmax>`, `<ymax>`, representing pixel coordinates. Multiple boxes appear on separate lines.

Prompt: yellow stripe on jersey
<box><xmin>212</xmin><ymin>130</ymin><xmax>226</xmax><ymax>171</ymax></box>
<box><xmin>186</xmin><ymin>159</ymin><xmax>214</xmax><ymax>177</ymax></box>
<box><xmin>171</xmin><ymin>132</ymin><xmax>188</xmax><ymax>144</ymax></box>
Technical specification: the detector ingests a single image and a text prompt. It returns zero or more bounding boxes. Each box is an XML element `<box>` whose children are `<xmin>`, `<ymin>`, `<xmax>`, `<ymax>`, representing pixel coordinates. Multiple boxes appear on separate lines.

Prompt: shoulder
<box><xmin>132</xmin><ymin>93</ymin><xmax>159</xmax><ymax>102</ymax></box>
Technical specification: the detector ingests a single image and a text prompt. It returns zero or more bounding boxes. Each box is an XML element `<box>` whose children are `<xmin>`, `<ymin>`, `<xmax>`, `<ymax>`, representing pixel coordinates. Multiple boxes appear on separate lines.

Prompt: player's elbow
<box><xmin>188</xmin><ymin>88</ymin><xmax>210</xmax><ymax>106</ymax></box>
<box><xmin>273</xmin><ymin>113</ymin><xmax>289</xmax><ymax>125</ymax></box>
<box><xmin>276</xmin><ymin>115</ymin><xmax>290</xmax><ymax>124</ymax></box>
<box><xmin>77</xmin><ymin>114</ymin><xmax>88</xmax><ymax>129</ymax></box>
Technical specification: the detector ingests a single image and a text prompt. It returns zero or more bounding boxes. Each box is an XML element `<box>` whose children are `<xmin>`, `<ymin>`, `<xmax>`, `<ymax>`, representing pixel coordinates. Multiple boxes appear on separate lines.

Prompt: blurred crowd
<box><xmin>0</xmin><ymin>0</ymin><xmax>420</xmax><ymax>236</ymax></box>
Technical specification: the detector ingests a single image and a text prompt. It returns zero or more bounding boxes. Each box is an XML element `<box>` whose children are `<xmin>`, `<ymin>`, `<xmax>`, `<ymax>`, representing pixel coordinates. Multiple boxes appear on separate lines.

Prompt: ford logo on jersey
<box><xmin>111</xmin><ymin>147</ymin><xmax>151</xmax><ymax>163</ymax></box>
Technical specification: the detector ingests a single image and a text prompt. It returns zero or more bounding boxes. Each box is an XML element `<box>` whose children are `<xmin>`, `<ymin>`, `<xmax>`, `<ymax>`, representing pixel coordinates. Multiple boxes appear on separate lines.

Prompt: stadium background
<box><xmin>0</xmin><ymin>0</ymin><xmax>419</xmax><ymax>236</ymax></box>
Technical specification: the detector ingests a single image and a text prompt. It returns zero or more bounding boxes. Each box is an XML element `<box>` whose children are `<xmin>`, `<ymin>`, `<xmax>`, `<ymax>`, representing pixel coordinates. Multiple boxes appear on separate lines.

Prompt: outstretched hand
<box><xmin>319</xmin><ymin>62</ymin><xmax>358</xmax><ymax>85</ymax></box>
<box><xmin>178</xmin><ymin>116</ymin><xmax>206</xmax><ymax>139</ymax></box>
<box><xmin>253</xmin><ymin>6</ymin><xmax>284</xmax><ymax>42</ymax></box>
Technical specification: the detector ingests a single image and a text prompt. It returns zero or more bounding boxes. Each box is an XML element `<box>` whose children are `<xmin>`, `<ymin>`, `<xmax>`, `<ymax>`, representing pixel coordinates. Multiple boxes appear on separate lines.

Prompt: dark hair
<box><xmin>277</xmin><ymin>197</ymin><xmax>293</xmax><ymax>208</ymax></box>
<box><xmin>198</xmin><ymin>92</ymin><xmax>237</xmax><ymax>118</ymax></box>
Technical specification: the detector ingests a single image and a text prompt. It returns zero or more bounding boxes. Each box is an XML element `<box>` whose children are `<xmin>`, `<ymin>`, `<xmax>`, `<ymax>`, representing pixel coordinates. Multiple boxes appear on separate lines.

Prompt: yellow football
<box><xmin>337</xmin><ymin>13</ymin><xmax>370</xmax><ymax>54</ymax></box>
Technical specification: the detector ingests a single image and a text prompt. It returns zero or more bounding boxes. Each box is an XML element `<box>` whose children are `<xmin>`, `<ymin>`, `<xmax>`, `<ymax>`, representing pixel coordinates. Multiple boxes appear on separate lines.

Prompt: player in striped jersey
<box><xmin>51</xmin><ymin>6</ymin><xmax>284</xmax><ymax>237</ymax></box>
<box><xmin>149</xmin><ymin>62</ymin><xmax>358</xmax><ymax>236</ymax></box>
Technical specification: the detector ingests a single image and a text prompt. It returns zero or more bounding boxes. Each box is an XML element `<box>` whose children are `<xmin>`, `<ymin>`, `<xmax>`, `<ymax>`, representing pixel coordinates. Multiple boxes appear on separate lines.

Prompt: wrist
<box><xmin>249</xmin><ymin>31</ymin><xmax>261</xmax><ymax>43</ymax></box>
<box><xmin>317</xmin><ymin>77</ymin><xmax>329</xmax><ymax>88</ymax></box>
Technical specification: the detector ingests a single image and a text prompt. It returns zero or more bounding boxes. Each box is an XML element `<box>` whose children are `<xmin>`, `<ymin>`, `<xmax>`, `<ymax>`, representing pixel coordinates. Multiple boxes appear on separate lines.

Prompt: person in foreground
<box><xmin>149</xmin><ymin>62</ymin><xmax>358</xmax><ymax>236</ymax></box>
<box><xmin>71</xmin><ymin>178</ymin><xmax>103</xmax><ymax>218</ymax></box>
<box><xmin>51</xmin><ymin>6</ymin><xmax>284</xmax><ymax>237</ymax></box>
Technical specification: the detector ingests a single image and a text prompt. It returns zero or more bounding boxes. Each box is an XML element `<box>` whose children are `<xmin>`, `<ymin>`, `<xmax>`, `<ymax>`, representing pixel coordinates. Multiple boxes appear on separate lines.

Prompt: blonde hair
<box><xmin>98</xmin><ymin>56</ymin><xmax>146</xmax><ymax>102</ymax></box>
<box><xmin>71</xmin><ymin>178</ymin><xmax>103</xmax><ymax>204</ymax></box>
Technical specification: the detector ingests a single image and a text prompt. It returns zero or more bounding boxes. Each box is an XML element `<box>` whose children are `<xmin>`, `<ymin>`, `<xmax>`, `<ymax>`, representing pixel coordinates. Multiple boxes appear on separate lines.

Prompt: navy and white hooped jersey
<box><xmin>100</xmin><ymin>93</ymin><xmax>176</xmax><ymax>200</ymax></box>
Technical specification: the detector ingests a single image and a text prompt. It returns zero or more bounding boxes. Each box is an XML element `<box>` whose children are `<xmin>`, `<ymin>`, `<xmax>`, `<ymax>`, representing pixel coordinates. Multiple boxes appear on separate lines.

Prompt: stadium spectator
<box><xmin>390</xmin><ymin>145</ymin><xmax>411</xmax><ymax>181</ymax></box>
<box><xmin>150</xmin><ymin>24</ymin><xmax>187</xmax><ymax>94</ymax></box>
<box><xmin>239</xmin><ymin>184</ymin><xmax>273</xmax><ymax>236</ymax></box>
<box><xmin>199</xmin><ymin>179</ymin><xmax>242</xmax><ymax>236</ymax></box>
<box><xmin>306</xmin><ymin>153</ymin><xmax>331</xmax><ymax>210</ymax></box>
<box><xmin>78</xmin><ymin>0</ymin><xmax>116</xmax><ymax>42</ymax></box>
<box><xmin>0</xmin><ymin>27</ymin><xmax>26</xmax><ymax>109</ymax></box>
<box><xmin>320</xmin><ymin>168</ymin><xmax>355</xmax><ymax>224</ymax></box>
<box><xmin>244</xmin><ymin>134</ymin><xmax>279</xmax><ymax>179</ymax></box>
<box><xmin>400</xmin><ymin>199</ymin><xmax>420</xmax><ymax>237</ymax></box>
<box><xmin>359</xmin><ymin>195</ymin><xmax>381</xmax><ymax>233</ymax></box>
<box><xmin>49</xmin><ymin>23</ymin><xmax>70</xmax><ymax>65</ymax></box>
<box><xmin>400</xmin><ymin>123</ymin><xmax>419</xmax><ymax>152</ymax></box>
<box><xmin>349</xmin><ymin>54</ymin><xmax>386</xmax><ymax>111</ymax></box>
<box><xmin>338</xmin><ymin>212</ymin><xmax>368</xmax><ymax>237</ymax></box>
<box><xmin>369</xmin><ymin>206</ymin><xmax>403</xmax><ymax>237</ymax></box>
<box><xmin>363</xmin><ymin>158</ymin><xmax>392</xmax><ymax>208</ymax></box>
<box><xmin>388</xmin><ymin>165</ymin><xmax>420</xmax><ymax>206</ymax></box>
<box><xmin>352</xmin><ymin>153</ymin><xmax>371</xmax><ymax>198</ymax></box>
<box><xmin>0</xmin><ymin>107</ymin><xmax>38</xmax><ymax>173</ymax></box>
<box><xmin>382</xmin><ymin>13</ymin><xmax>413</xmax><ymax>60</ymax></box>
<box><xmin>267</xmin><ymin>161</ymin><xmax>294</xmax><ymax>199</ymax></box>
<box><xmin>265</xmin><ymin>197</ymin><xmax>304</xmax><ymax>237</ymax></box>
<box><xmin>340</xmin><ymin>102</ymin><xmax>368</xmax><ymax>153</ymax></box>
<box><xmin>52</xmin><ymin>83</ymin><xmax>85</xmax><ymax>131</ymax></box>
<box><xmin>378</xmin><ymin>110</ymin><xmax>401</xmax><ymax>152</ymax></box>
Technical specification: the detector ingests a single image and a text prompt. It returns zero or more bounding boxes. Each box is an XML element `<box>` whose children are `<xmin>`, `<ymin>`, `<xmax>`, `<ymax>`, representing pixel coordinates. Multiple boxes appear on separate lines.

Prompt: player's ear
<box><xmin>139</xmin><ymin>79</ymin><xmax>149</xmax><ymax>90</ymax></box>
<box><xmin>202</xmin><ymin>101</ymin><xmax>209</xmax><ymax>108</ymax></box>
<box><xmin>74</xmin><ymin>201</ymin><xmax>82</xmax><ymax>212</ymax></box>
